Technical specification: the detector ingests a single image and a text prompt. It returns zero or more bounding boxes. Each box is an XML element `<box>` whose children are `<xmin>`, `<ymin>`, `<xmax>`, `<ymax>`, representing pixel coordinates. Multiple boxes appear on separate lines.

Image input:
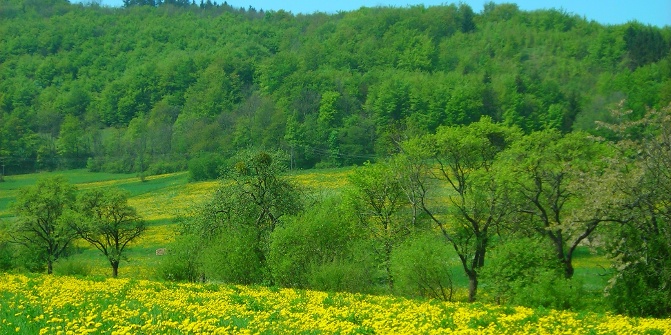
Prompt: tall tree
<box><xmin>9</xmin><ymin>176</ymin><xmax>77</xmax><ymax>274</ymax></box>
<box><xmin>503</xmin><ymin>129</ymin><xmax>618</xmax><ymax>278</ymax></box>
<box><xmin>347</xmin><ymin>161</ymin><xmax>414</xmax><ymax>291</ymax></box>
<box><xmin>125</xmin><ymin>113</ymin><xmax>149</xmax><ymax>180</ymax></box>
<box><xmin>600</xmin><ymin>103</ymin><xmax>671</xmax><ymax>317</ymax></box>
<box><xmin>184</xmin><ymin>150</ymin><xmax>303</xmax><ymax>284</ymax></box>
<box><xmin>71</xmin><ymin>188</ymin><xmax>146</xmax><ymax>277</ymax></box>
<box><xmin>57</xmin><ymin>114</ymin><xmax>87</xmax><ymax>169</ymax></box>
<box><xmin>416</xmin><ymin>117</ymin><xmax>520</xmax><ymax>302</ymax></box>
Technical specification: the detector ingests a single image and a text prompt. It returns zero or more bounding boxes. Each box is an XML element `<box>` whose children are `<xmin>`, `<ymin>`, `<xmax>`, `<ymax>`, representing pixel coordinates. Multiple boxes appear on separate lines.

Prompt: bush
<box><xmin>391</xmin><ymin>232</ymin><xmax>455</xmax><ymax>301</ymax></box>
<box><xmin>602</xmin><ymin>213</ymin><xmax>671</xmax><ymax>318</ymax></box>
<box><xmin>200</xmin><ymin>226</ymin><xmax>265</xmax><ymax>285</ymax></box>
<box><xmin>156</xmin><ymin>235</ymin><xmax>202</xmax><ymax>282</ymax></box>
<box><xmin>606</xmin><ymin>264</ymin><xmax>671</xmax><ymax>317</ymax></box>
<box><xmin>0</xmin><ymin>241</ymin><xmax>13</xmax><ymax>272</ymax></box>
<box><xmin>308</xmin><ymin>253</ymin><xmax>377</xmax><ymax>294</ymax></box>
<box><xmin>188</xmin><ymin>153</ymin><xmax>225</xmax><ymax>181</ymax></box>
<box><xmin>605</xmin><ymin>233</ymin><xmax>671</xmax><ymax>317</ymax></box>
<box><xmin>268</xmin><ymin>198</ymin><xmax>356</xmax><ymax>287</ymax></box>
<box><xmin>86</xmin><ymin>157</ymin><xmax>103</xmax><ymax>172</ymax></box>
<box><xmin>481</xmin><ymin>237</ymin><xmax>585</xmax><ymax>309</ymax></box>
<box><xmin>146</xmin><ymin>159</ymin><xmax>187</xmax><ymax>176</ymax></box>
<box><xmin>268</xmin><ymin>197</ymin><xmax>377</xmax><ymax>293</ymax></box>
<box><xmin>53</xmin><ymin>258</ymin><xmax>91</xmax><ymax>277</ymax></box>
<box><xmin>12</xmin><ymin>244</ymin><xmax>46</xmax><ymax>273</ymax></box>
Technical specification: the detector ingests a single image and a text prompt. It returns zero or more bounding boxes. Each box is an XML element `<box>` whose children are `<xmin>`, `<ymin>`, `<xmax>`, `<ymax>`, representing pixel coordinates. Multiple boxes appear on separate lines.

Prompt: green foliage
<box><xmin>0</xmin><ymin>240</ymin><xmax>14</xmax><ymax>272</ymax></box>
<box><xmin>57</xmin><ymin>115</ymin><xmax>88</xmax><ymax>169</ymax></box>
<box><xmin>500</xmin><ymin>129</ymin><xmax>618</xmax><ymax>279</ymax></box>
<box><xmin>200</xmin><ymin>226</ymin><xmax>265</xmax><ymax>285</ymax></box>
<box><xmin>0</xmin><ymin>2</ymin><xmax>668</xmax><ymax>173</ymax></box>
<box><xmin>146</xmin><ymin>159</ymin><xmax>187</xmax><ymax>176</ymax></box>
<box><xmin>53</xmin><ymin>258</ymin><xmax>91</xmax><ymax>277</ymax></box>
<box><xmin>481</xmin><ymin>237</ymin><xmax>584</xmax><ymax>310</ymax></box>
<box><xmin>605</xmin><ymin>229</ymin><xmax>671</xmax><ymax>317</ymax></box>
<box><xmin>0</xmin><ymin>0</ymin><xmax>670</xmax><ymax>314</ymax></box>
<box><xmin>307</xmin><ymin>254</ymin><xmax>377</xmax><ymax>294</ymax></box>
<box><xmin>71</xmin><ymin>187</ymin><xmax>146</xmax><ymax>277</ymax></box>
<box><xmin>156</xmin><ymin>235</ymin><xmax>202</xmax><ymax>282</ymax></box>
<box><xmin>624</xmin><ymin>22</ymin><xmax>670</xmax><ymax>70</ymax></box>
<box><xmin>187</xmin><ymin>153</ymin><xmax>224</xmax><ymax>181</ymax></box>
<box><xmin>268</xmin><ymin>197</ymin><xmax>360</xmax><ymax>288</ymax></box>
<box><xmin>346</xmin><ymin>160</ymin><xmax>416</xmax><ymax>291</ymax></box>
<box><xmin>511</xmin><ymin>271</ymin><xmax>585</xmax><ymax>310</ymax></box>
<box><xmin>417</xmin><ymin>117</ymin><xmax>521</xmax><ymax>302</ymax></box>
<box><xmin>391</xmin><ymin>232</ymin><xmax>454</xmax><ymax>301</ymax></box>
<box><xmin>9</xmin><ymin>176</ymin><xmax>77</xmax><ymax>274</ymax></box>
<box><xmin>182</xmin><ymin>149</ymin><xmax>303</xmax><ymax>285</ymax></box>
<box><xmin>9</xmin><ymin>243</ymin><xmax>46</xmax><ymax>273</ymax></box>
<box><xmin>601</xmin><ymin>104</ymin><xmax>671</xmax><ymax>317</ymax></box>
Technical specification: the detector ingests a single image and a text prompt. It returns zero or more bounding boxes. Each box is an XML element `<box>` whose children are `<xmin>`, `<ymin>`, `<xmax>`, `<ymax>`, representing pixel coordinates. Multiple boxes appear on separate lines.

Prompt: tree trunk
<box><xmin>475</xmin><ymin>233</ymin><xmax>487</xmax><ymax>268</ymax></box>
<box><xmin>111</xmin><ymin>260</ymin><xmax>119</xmax><ymax>278</ymax></box>
<box><xmin>467</xmin><ymin>271</ymin><xmax>478</xmax><ymax>302</ymax></box>
<box><xmin>385</xmin><ymin>242</ymin><xmax>394</xmax><ymax>291</ymax></box>
<box><xmin>551</xmin><ymin>233</ymin><xmax>573</xmax><ymax>278</ymax></box>
<box><xmin>47</xmin><ymin>259</ymin><xmax>53</xmax><ymax>275</ymax></box>
<box><xmin>563</xmin><ymin>257</ymin><xmax>574</xmax><ymax>279</ymax></box>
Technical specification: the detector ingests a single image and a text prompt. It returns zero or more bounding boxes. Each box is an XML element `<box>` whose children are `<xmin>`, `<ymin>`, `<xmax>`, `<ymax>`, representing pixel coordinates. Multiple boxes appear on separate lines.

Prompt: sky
<box><xmin>78</xmin><ymin>0</ymin><xmax>670</xmax><ymax>27</ymax></box>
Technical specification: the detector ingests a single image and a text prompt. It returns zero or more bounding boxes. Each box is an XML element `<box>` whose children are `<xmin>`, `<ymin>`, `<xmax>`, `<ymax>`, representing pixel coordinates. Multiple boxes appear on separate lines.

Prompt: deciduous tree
<box><xmin>600</xmin><ymin>103</ymin><xmax>671</xmax><ymax>317</ymax></box>
<box><xmin>71</xmin><ymin>188</ymin><xmax>145</xmax><ymax>277</ymax></box>
<box><xmin>347</xmin><ymin>160</ymin><xmax>414</xmax><ymax>291</ymax></box>
<box><xmin>184</xmin><ymin>150</ymin><xmax>302</xmax><ymax>284</ymax></box>
<box><xmin>9</xmin><ymin>176</ymin><xmax>77</xmax><ymax>274</ymax></box>
<box><xmin>502</xmin><ymin>129</ymin><xmax>618</xmax><ymax>279</ymax></box>
<box><xmin>416</xmin><ymin>117</ymin><xmax>520</xmax><ymax>302</ymax></box>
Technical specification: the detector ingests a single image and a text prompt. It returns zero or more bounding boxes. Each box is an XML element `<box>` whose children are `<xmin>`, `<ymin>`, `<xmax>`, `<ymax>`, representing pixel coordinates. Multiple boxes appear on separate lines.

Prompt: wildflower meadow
<box><xmin>1</xmin><ymin>273</ymin><xmax>670</xmax><ymax>335</ymax></box>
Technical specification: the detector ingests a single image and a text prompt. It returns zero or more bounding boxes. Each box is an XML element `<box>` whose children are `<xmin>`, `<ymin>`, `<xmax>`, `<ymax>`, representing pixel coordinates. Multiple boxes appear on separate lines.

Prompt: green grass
<box><xmin>0</xmin><ymin>169</ymin><xmax>139</xmax><ymax>218</ymax></box>
<box><xmin>107</xmin><ymin>173</ymin><xmax>188</xmax><ymax>197</ymax></box>
<box><xmin>0</xmin><ymin>169</ymin><xmax>135</xmax><ymax>191</ymax></box>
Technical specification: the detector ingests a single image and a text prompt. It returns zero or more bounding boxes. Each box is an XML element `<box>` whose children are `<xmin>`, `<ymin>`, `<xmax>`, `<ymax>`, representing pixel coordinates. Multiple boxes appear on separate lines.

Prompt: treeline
<box><xmin>163</xmin><ymin>103</ymin><xmax>671</xmax><ymax>318</ymax></box>
<box><xmin>0</xmin><ymin>0</ymin><xmax>669</xmax><ymax>175</ymax></box>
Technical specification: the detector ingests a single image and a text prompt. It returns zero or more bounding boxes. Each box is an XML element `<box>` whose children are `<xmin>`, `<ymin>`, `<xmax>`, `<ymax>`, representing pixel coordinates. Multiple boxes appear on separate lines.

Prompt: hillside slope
<box><xmin>0</xmin><ymin>0</ymin><xmax>669</xmax><ymax>174</ymax></box>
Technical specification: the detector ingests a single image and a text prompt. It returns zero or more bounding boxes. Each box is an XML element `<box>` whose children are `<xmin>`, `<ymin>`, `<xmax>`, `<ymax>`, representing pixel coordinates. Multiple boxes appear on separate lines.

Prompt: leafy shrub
<box><xmin>156</xmin><ymin>235</ymin><xmax>202</xmax><ymax>282</ymax></box>
<box><xmin>268</xmin><ymin>197</ymin><xmax>377</xmax><ymax>293</ymax></box>
<box><xmin>53</xmin><ymin>258</ymin><xmax>91</xmax><ymax>277</ymax></box>
<box><xmin>12</xmin><ymin>244</ymin><xmax>46</xmax><ymax>273</ymax></box>
<box><xmin>146</xmin><ymin>159</ymin><xmax>187</xmax><ymax>176</ymax></box>
<box><xmin>481</xmin><ymin>237</ymin><xmax>585</xmax><ymax>309</ymax></box>
<box><xmin>200</xmin><ymin>226</ymin><xmax>265</xmax><ymax>285</ymax></box>
<box><xmin>0</xmin><ymin>241</ymin><xmax>13</xmax><ymax>272</ymax></box>
<box><xmin>391</xmin><ymin>232</ymin><xmax>455</xmax><ymax>301</ymax></box>
<box><xmin>86</xmin><ymin>157</ymin><xmax>103</xmax><ymax>172</ymax></box>
<box><xmin>606</xmin><ymin>264</ymin><xmax>671</xmax><ymax>318</ymax></box>
<box><xmin>308</xmin><ymin>255</ymin><xmax>377</xmax><ymax>294</ymax></box>
<box><xmin>188</xmin><ymin>153</ymin><xmax>225</xmax><ymax>181</ymax></box>
<box><xmin>268</xmin><ymin>197</ymin><xmax>357</xmax><ymax>288</ymax></box>
<box><xmin>605</xmin><ymin>233</ymin><xmax>671</xmax><ymax>317</ymax></box>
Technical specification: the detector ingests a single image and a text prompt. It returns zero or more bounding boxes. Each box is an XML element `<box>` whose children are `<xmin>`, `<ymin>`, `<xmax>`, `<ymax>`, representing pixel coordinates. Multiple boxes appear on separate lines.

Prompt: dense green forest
<box><xmin>0</xmin><ymin>0</ymin><xmax>669</xmax><ymax>175</ymax></box>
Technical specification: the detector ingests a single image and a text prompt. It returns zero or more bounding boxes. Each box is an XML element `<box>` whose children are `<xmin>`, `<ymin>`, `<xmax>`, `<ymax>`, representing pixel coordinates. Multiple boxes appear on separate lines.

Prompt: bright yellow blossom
<box><xmin>0</xmin><ymin>273</ymin><xmax>670</xmax><ymax>334</ymax></box>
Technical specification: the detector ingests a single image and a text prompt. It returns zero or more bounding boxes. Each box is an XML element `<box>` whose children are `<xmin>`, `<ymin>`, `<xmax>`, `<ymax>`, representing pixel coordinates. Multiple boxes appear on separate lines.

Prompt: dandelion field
<box><xmin>1</xmin><ymin>273</ymin><xmax>670</xmax><ymax>335</ymax></box>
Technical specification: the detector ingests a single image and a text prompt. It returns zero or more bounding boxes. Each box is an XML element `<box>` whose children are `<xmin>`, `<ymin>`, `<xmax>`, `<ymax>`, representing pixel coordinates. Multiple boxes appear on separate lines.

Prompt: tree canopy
<box><xmin>0</xmin><ymin>0</ymin><xmax>668</xmax><ymax>175</ymax></box>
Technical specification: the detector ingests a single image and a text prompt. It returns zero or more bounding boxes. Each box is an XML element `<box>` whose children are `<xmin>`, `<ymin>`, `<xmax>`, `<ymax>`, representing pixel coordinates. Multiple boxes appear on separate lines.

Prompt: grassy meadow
<box><xmin>1</xmin><ymin>169</ymin><xmax>668</xmax><ymax>334</ymax></box>
<box><xmin>1</xmin><ymin>273</ymin><xmax>670</xmax><ymax>334</ymax></box>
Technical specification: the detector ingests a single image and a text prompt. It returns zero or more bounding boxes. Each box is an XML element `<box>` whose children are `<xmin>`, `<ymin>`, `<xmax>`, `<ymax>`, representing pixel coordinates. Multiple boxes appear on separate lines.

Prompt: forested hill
<box><xmin>1</xmin><ymin>0</ymin><xmax>669</xmax><ymax>174</ymax></box>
